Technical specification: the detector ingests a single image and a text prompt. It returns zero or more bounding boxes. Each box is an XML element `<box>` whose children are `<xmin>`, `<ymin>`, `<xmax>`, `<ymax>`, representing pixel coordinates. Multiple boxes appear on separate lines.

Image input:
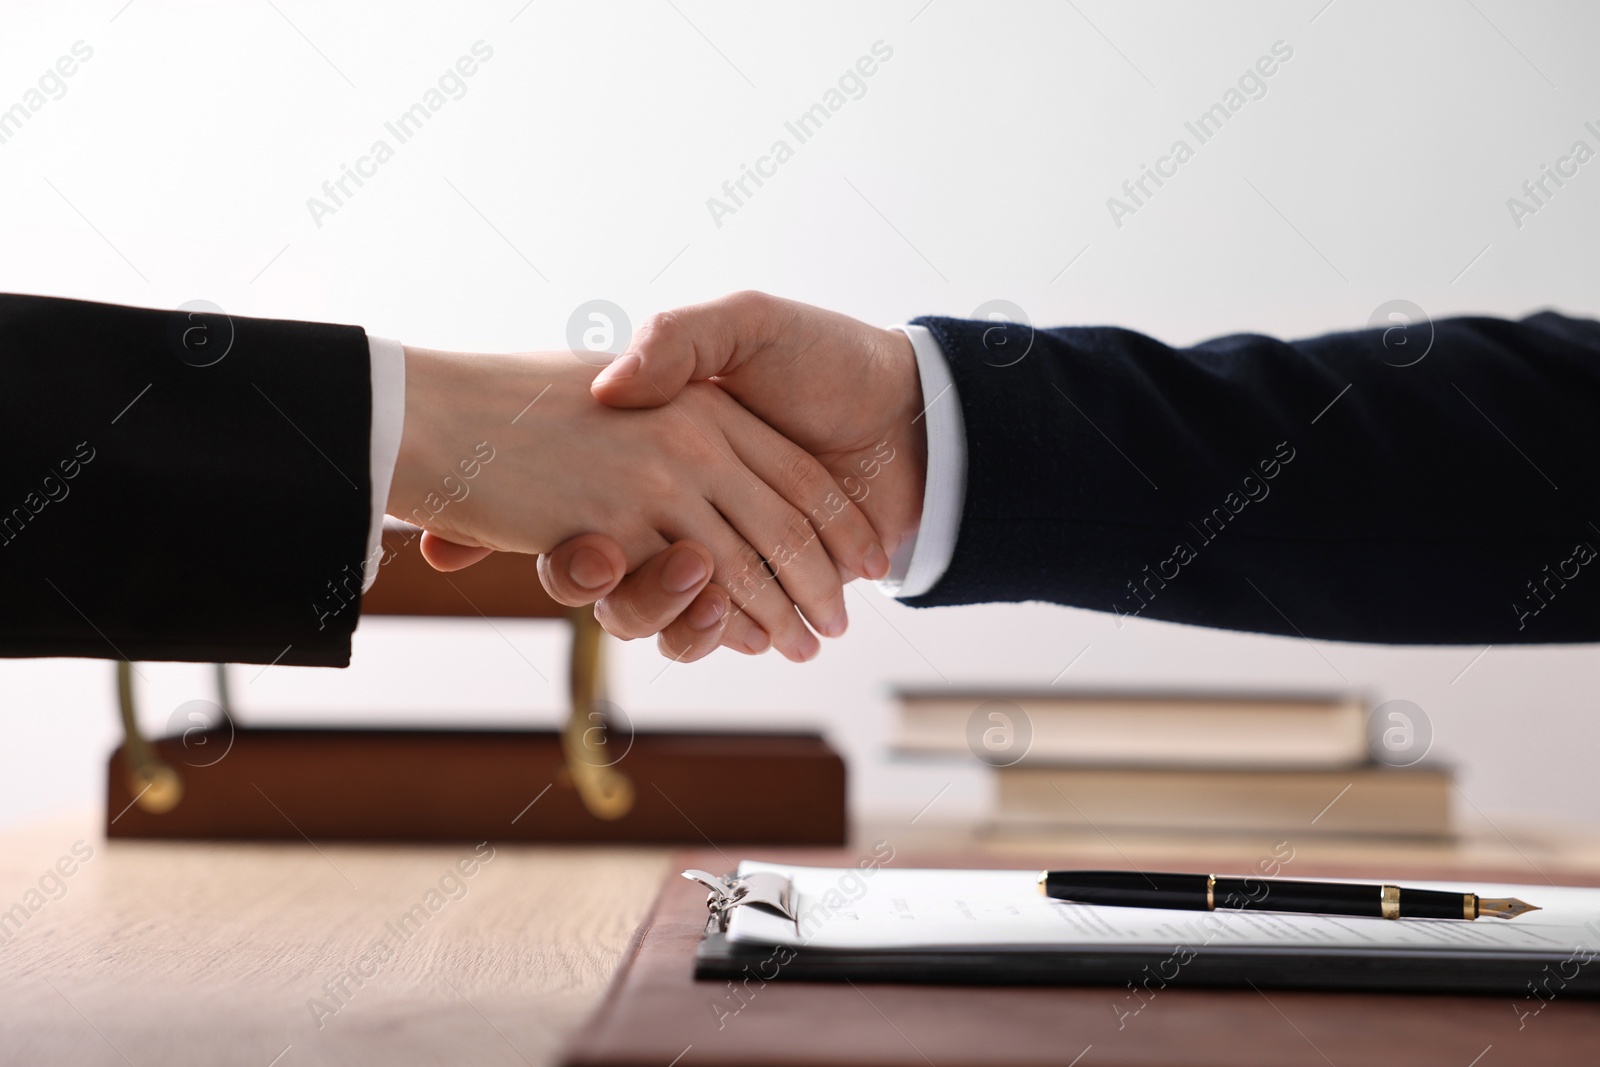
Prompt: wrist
<box><xmin>388</xmin><ymin>345</ymin><xmax>481</xmax><ymax>541</ymax></box>
<box><xmin>388</xmin><ymin>345</ymin><xmax>434</xmax><ymax>521</ymax></box>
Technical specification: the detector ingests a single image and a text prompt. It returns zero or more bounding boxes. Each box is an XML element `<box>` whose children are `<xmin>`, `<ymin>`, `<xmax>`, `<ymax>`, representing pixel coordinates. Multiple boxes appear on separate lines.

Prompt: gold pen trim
<box><xmin>1037</xmin><ymin>870</ymin><xmax>1047</xmax><ymax>897</ymax></box>
<box><xmin>1465</xmin><ymin>894</ymin><xmax>1478</xmax><ymax>920</ymax></box>
<box><xmin>1380</xmin><ymin>884</ymin><xmax>1401</xmax><ymax>920</ymax></box>
<box><xmin>1206</xmin><ymin>874</ymin><xmax>1215</xmax><ymax>911</ymax></box>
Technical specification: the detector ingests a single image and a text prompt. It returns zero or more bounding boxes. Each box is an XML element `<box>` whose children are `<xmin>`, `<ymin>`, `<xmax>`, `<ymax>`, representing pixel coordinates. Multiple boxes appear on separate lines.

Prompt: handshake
<box><xmin>389</xmin><ymin>292</ymin><xmax>930</xmax><ymax>663</ymax></box>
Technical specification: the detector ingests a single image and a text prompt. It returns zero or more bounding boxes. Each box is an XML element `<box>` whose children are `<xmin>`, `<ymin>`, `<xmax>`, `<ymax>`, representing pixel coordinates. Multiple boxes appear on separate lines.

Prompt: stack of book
<box><xmin>892</xmin><ymin>688</ymin><xmax>1451</xmax><ymax>838</ymax></box>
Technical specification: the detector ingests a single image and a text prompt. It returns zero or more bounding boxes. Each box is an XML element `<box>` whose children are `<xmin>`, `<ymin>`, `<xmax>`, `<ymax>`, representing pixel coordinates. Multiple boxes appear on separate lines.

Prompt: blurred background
<box><xmin>1</xmin><ymin>0</ymin><xmax>1596</xmax><ymax>835</ymax></box>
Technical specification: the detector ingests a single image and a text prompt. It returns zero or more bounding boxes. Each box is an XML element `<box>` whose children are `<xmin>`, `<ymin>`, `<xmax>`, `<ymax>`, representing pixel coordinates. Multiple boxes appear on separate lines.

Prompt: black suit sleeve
<box><xmin>903</xmin><ymin>311</ymin><xmax>1600</xmax><ymax>644</ymax></box>
<box><xmin>0</xmin><ymin>294</ymin><xmax>373</xmax><ymax>666</ymax></box>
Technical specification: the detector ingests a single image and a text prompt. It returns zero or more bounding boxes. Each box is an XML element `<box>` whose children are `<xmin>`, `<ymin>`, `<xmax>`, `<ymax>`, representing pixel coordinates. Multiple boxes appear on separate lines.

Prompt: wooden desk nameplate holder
<box><xmin>105</xmin><ymin>523</ymin><xmax>847</xmax><ymax>844</ymax></box>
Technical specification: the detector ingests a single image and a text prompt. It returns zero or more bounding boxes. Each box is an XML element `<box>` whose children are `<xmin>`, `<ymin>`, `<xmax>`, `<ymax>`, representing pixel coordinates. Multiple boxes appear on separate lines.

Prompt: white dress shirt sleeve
<box><xmin>877</xmin><ymin>324</ymin><xmax>967</xmax><ymax>599</ymax></box>
<box><xmin>364</xmin><ymin>335</ymin><xmax>406</xmax><ymax>591</ymax></box>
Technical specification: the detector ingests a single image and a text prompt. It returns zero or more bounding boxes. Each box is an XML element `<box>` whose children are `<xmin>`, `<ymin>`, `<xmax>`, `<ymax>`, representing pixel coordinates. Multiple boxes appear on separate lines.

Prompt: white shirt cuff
<box><xmin>877</xmin><ymin>324</ymin><xmax>966</xmax><ymax>599</ymax></box>
<box><xmin>365</xmin><ymin>335</ymin><xmax>406</xmax><ymax>591</ymax></box>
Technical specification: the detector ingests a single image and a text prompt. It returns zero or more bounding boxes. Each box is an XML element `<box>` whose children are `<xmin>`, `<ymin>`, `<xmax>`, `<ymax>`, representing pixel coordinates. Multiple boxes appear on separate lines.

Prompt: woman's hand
<box><xmin>386</xmin><ymin>345</ymin><xmax>887</xmax><ymax>661</ymax></box>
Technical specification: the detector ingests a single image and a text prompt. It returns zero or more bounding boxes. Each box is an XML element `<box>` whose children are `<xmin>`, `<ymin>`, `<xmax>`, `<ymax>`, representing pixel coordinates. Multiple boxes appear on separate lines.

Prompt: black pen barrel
<box><xmin>1400</xmin><ymin>887</ymin><xmax>1476</xmax><ymax>920</ymax></box>
<box><xmin>1044</xmin><ymin>872</ymin><xmax>1479</xmax><ymax>921</ymax></box>
<box><xmin>1212</xmin><ymin>877</ymin><xmax>1382</xmax><ymax>917</ymax></box>
<box><xmin>1043</xmin><ymin>871</ymin><xmax>1212</xmax><ymax>910</ymax></box>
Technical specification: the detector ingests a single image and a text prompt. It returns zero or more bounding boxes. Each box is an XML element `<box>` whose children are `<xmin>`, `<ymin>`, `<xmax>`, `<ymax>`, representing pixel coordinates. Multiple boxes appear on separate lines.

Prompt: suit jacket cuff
<box><xmin>878</xmin><ymin>324</ymin><xmax>966</xmax><ymax>599</ymax></box>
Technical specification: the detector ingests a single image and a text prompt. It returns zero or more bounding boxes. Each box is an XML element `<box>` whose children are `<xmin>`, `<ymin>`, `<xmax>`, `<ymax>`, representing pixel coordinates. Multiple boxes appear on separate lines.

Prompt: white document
<box><xmin>725</xmin><ymin>862</ymin><xmax>1600</xmax><ymax>956</ymax></box>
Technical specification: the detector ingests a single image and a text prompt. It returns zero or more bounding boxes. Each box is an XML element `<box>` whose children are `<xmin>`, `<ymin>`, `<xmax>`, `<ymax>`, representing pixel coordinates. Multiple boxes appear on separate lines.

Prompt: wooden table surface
<box><xmin>5</xmin><ymin>812</ymin><xmax>1599</xmax><ymax>1066</ymax></box>
<box><xmin>0</xmin><ymin>813</ymin><xmax>669</xmax><ymax>1067</ymax></box>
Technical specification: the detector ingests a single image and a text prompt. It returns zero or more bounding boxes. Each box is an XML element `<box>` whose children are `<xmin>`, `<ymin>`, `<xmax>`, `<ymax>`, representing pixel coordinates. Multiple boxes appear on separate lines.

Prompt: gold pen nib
<box><xmin>1477</xmin><ymin>897</ymin><xmax>1540</xmax><ymax>919</ymax></box>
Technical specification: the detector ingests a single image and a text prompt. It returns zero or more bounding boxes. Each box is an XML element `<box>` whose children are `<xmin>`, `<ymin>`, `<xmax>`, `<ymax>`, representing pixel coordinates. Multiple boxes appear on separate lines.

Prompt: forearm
<box><xmin>906</xmin><ymin>311</ymin><xmax>1600</xmax><ymax>644</ymax></box>
<box><xmin>0</xmin><ymin>294</ymin><xmax>372</xmax><ymax>665</ymax></box>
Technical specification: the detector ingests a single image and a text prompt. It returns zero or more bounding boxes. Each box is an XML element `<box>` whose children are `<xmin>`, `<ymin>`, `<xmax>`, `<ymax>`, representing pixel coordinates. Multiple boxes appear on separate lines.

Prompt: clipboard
<box><xmin>561</xmin><ymin>848</ymin><xmax>1600</xmax><ymax>1067</ymax></box>
<box><xmin>682</xmin><ymin>863</ymin><xmax>1600</xmax><ymax>995</ymax></box>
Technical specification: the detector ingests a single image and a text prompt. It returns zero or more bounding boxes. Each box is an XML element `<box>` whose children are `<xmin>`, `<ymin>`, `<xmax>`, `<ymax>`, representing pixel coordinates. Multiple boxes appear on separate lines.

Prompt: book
<box><xmin>993</xmin><ymin>763</ymin><xmax>1452</xmax><ymax>837</ymax></box>
<box><xmin>693</xmin><ymin>861</ymin><xmax>1600</xmax><ymax>995</ymax></box>
<box><xmin>893</xmin><ymin>687</ymin><xmax>1368</xmax><ymax>769</ymax></box>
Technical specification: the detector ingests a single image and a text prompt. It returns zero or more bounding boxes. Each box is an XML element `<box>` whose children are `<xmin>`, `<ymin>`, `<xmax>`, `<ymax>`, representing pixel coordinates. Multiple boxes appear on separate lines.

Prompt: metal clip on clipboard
<box><xmin>682</xmin><ymin>869</ymin><xmax>798</xmax><ymax>933</ymax></box>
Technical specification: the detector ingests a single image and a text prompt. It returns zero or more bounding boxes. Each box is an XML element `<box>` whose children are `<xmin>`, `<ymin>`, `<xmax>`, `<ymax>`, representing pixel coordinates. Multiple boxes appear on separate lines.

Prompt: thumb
<box><xmin>590</xmin><ymin>291</ymin><xmax>775</xmax><ymax>409</ymax></box>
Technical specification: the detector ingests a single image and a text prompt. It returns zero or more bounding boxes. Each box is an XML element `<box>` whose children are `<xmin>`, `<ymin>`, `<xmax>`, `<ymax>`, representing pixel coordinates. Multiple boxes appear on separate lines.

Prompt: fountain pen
<box><xmin>1038</xmin><ymin>870</ymin><xmax>1539</xmax><ymax>921</ymax></box>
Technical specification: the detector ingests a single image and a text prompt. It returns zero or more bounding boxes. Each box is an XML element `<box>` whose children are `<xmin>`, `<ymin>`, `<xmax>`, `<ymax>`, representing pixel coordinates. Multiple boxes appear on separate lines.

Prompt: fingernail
<box><xmin>820</xmin><ymin>610</ymin><xmax>848</xmax><ymax>639</ymax></box>
<box><xmin>596</xmin><ymin>352</ymin><xmax>639</xmax><ymax>384</ymax></box>
<box><xmin>864</xmin><ymin>544</ymin><xmax>891</xmax><ymax>581</ymax></box>
<box><xmin>687</xmin><ymin>594</ymin><xmax>726</xmax><ymax>631</ymax></box>
<box><xmin>568</xmin><ymin>546</ymin><xmax>614</xmax><ymax>590</ymax></box>
<box><xmin>789</xmin><ymin>632</ymin><xmax>822</xmax><ymax>662</ymax></box>
<box><xmin>661</xmin><ymin>549</ymin><xmax>709</xmax><ymax>593</ymax></box>
<box><xmin>743</xmin><ymin>630</ymin><xmax>771</xmax><ymax>654</ymax></box>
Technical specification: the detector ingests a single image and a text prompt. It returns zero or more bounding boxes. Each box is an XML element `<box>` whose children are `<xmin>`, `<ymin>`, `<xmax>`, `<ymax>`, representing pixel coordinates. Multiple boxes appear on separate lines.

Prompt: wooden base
<box><xmin>106</xmin><ymin>727</ymin><xmax>846</xmax><ymax>845</ymax></box>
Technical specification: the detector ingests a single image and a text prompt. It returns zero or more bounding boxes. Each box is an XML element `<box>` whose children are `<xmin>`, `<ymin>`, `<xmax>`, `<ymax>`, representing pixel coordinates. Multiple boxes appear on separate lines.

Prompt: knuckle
<box><xmin>626</xmin><ymin>454</ymin><xmax>680</xmax><ymax>506</ymax></box>
<box><xmin>676</xmin><ymin>379</ymin><xmax>722</xmax><ymax>415</ymax></box>
<box><xmin>720</xmin><ymin>543</ymin><xmax>773</xmax><ymax>605</ymax></box>
<box><xmin>666</xmin><ymin>437</ymin><xmax>716</xmax><ymax>480</ymax></box>
<box><xmin>634</xmin><ymin>310</ymin><xmax>684</xmax><ymax>356</ymax></box>
<box><xmin>777</xmin><ymin>448</ymin><xmax>824</xmax><ymax>500</ymax></box>
<box><xmin>812</xmin><ymin>488</ymin><xmax>856</xmax><ymax>538</ymax></box>
<box><xmin>724</xmin><ymin>289</ymin><xmax>771</xmax><ymax>316</ymax></box>
<box><xmin>772</xmin><ymin>507</ymin><xmax>818</xmax><ymax>561</ymax></box>
<box><xmin>723</xmin><ymin>289</ymin><xmax>785</xmax><ymax>343</ymax></box>
<box><xmin>636</xmin><ymin>463</ymin><xmax>675</xmax><ymax>504</ymax></box>
<box><xmin>818</xmin><ymin>495</ymin><xmax>869</xmax><ymax>549</ymax></box>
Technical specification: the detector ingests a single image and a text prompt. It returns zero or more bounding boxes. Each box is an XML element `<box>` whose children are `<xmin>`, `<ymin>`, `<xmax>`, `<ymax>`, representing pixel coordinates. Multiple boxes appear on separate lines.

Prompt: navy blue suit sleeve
<box><xmin>902</xmin><ymin>311</ymin><xmax>1600</xmax><ymax>644</ymax></box>
<box><xmin>0</xmin><ymin>294</ymin><xmax>373</xmax><ymax>666</ymax></box>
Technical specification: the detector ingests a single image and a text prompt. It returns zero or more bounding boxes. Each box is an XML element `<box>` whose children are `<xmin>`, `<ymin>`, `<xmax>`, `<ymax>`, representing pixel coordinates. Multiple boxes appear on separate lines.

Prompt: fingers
<box><xmin>590</xmin><ymin>290</ymin><xmax>784</xmax><ymax>408</ymax></box>
<box><xmin>537</xmin><ymin>533</ymin><xmax>630</xmax><ymax>606</ymax></box>
<box><xmin>419</xmin><ymin>532</ymin><xmax>497</xmax><ymax>572</ymax></box>
<box><xmin>716</xmin><ymin>602</ymin><xmax>771</xmax><ymax>656</ymax></box>
<box><xmin>658</xmin><ymin>592</ymin><xmax>767</xmax><ymax>661</ymax></box>
<box><xmin>707</xmin><ymin>466</ymin><xmax>848</xmax><ymax>640</ymax></box>
<box><xmin>667</xmin><ymin>501</ymin><xmax>821</xmax><ymax>662</ymax></box>
<box><xmin>590</xmin><ymin>541</ymin><xmax>716</xmax><ymax>641</ymax></box>
<box><xmin>654</xmin><ymin>585</ymin><xmax>733</xmax><ymax>663</ymax></box>
<box><xmin>542</xmin><ymin>533</ymin><xmax>777</xmax><ymax>660</ymax></box>
<box><xmin>718</xmin><ymin>397</ymin><xmax>891</xmax><ymax>583</ymax></box>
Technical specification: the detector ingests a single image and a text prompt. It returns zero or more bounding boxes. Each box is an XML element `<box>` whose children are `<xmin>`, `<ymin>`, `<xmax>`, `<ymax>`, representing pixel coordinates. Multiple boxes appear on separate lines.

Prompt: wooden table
<box><xmin>4</xmin><ymin>812</ymin><xmax>1598</xmax><ymax>1066</ymax></box>
<box><xmin>0</xmin><ymin>813</ymin><xmax>669</xmax><ymax>1066</ymax></box>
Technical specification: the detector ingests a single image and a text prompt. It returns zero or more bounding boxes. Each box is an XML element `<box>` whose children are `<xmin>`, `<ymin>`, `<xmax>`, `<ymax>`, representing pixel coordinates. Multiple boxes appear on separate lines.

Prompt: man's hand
<box><xmin>536</xmin><ymin>292</ymin><xmax>929</xmax><ymax>660</ymax></box>
<box><xmin>388</xmin><ymin>344</ymin><xmax>886</xmax><ymax>661</ymax></box>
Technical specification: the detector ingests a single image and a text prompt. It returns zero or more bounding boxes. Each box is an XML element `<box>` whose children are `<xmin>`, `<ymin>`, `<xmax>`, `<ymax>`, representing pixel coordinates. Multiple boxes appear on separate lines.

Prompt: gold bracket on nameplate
<box><xmin>561</xmin><ymin>608</ymin><xmax>635</xmax><ymax>820</ymax></box>
<box><xmin>114</xmin><ymin>660</ymin><xmax>235</xmax><ymax>815</ymax></box>
<box><xmin>113</xmin><ymin>609</ymin><xmax>635</xmax><ymax>822</ymax></box>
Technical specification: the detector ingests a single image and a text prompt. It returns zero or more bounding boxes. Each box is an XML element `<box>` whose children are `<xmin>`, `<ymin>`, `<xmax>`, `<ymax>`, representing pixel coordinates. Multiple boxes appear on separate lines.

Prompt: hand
<box><xmin>537</xmin><ymin>292</ymin><xmax>929</xmax><ymax>660</ymax></box>
<box><xmin>387</xmin><ymin>344</ymin><xmax>886</xmax><ymax>661</ymax></box>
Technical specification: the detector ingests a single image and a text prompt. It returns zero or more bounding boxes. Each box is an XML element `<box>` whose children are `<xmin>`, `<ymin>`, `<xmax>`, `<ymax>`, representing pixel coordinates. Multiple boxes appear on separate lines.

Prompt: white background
<box><xmin>1</xmin><ymin>1</ymin><xmax>1596</xmax><ymax>834</ymax></box>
